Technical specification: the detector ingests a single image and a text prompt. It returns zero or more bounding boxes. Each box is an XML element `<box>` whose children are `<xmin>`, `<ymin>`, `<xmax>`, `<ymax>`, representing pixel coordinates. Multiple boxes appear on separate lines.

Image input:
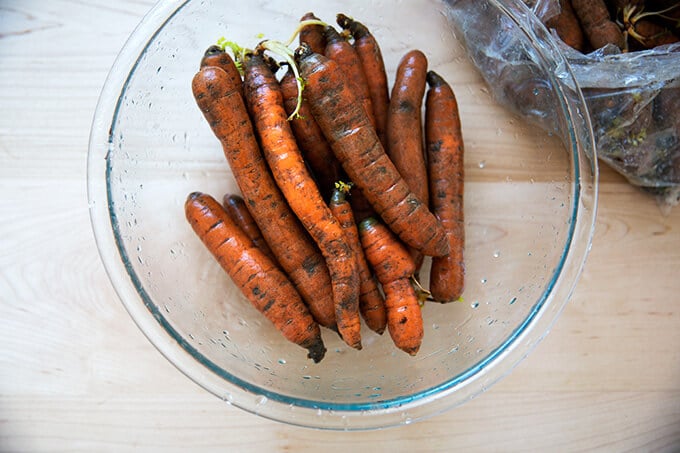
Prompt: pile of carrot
<box><xmin>185</xmin><ymin>12</ymin><xmax>465</xmax><ymax>363</ymax></box>
<box><xmin>544</xmin><ymin>0</ymin><xmax>679</xmax><ymax>53</ymax></box>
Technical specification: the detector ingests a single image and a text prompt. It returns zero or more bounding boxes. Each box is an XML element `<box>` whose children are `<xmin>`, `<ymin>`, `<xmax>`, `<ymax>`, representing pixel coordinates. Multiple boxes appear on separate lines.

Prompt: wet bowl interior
<box><xmin>88</xmin><ymin>0</ymin><xmax>597</xmax><ymax>430</ymax></box>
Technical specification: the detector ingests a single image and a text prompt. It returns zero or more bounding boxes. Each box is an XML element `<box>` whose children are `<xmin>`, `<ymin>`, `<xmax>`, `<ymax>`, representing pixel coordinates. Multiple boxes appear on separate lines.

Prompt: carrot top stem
<box><xmin>215</xmin><ymin>37</ymin><xmax>252</xmax><ymax>75</ymax></box>
<box><xmin>285</xmin><ymin>19</ymin><xmax>329</xmax><ymax>47</ymax></box>
<box><xmin>334</xmin><ymin>180</ymin><xmax>354</xmax><ymax>194</ymax></box>
<box><xmin>256</xmin><ymin>39</ymin><xmax>305</xmax><ymax>120</ymax></box>
<box><xmin>618</xmin><ymin>2</ymin><xmax>680</xmax><ymax>49</ymax></box>
<box><xmin>410</xmin><ymin>276</ymin><xmax>431</xmax><ymax>306</ymax></box>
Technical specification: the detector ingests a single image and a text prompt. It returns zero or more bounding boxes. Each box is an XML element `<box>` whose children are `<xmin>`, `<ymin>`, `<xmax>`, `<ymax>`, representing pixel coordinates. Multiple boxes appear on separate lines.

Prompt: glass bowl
<box><xmin>88</xmin><ymin>0</ymin><xmax>597</xmax><ymax>430</ymax></box>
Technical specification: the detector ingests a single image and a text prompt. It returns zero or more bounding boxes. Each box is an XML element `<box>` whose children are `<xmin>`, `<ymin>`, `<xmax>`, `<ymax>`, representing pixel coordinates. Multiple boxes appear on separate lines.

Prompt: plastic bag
<box><xmin>449</xmin><ymin>0</ymin><xmax>680</xmax><ymax>211</ymax></box>
<box><xmin>537</xmin><ymin>0</ymin><xmax>680</xmax><ymax>212</ymax></box>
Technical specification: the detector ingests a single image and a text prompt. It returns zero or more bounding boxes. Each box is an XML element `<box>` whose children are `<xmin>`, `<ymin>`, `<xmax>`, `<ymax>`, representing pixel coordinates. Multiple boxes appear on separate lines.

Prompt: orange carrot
<box><xmin>545</xmin><ymin>0</ymin><xmax>587</xmax><ymax>52</ymax></box>
<box><xmin>185</xmin><ymin>192</ymin><xmax>326</xmax><ymax>363</ymax></box>
<box><xmin>386</xmin><ymin>49</ymin><xmax>429</xmax><ymax>274</ymax></box>
<box><xmin>359</xmin><ymin>217</ymin><xmax>423</xmax><ymax>355</ymax></box>
<box><xmin>336</xmin><ymin>13</ymin><xmax>390</xmax><ymax>147</ymax></box>
<box><xmin>199</xmin><ymin>45</ymin><xmax>242</xmax><ymax>95</ymax></box>
<box><xmin>329</xmin><ymin>187</ymin><xmax>386</xmax><ymax>334</ymax></box>
<box><xmin>323</xmin><ymin>25</ymin><xmax>376</xmax><ymax>129</ymax></box>
<box><xmin>242</xmin><ymin>52</ymin><xmax>362</xmax><ymax>350</ymax></box>
<box><xmin>571</xmin><ymin>0</ymin><xmax>626</xmax><ymax>49</ymax></box>
<box><xmin>222</xmin><ymin>193</ymin><xmax>276</xmax><ymax>263</ymax></box>
<box><xmin>425</xmin><ymin>71</ymin><xmax>465</xmax><ymax>302</ymax></box>
<box><xmin>295</xmin><ymin>44</ymin><xmax>449</xmax><ymax>257</ymax></box>
<box><xmin>191</xmin><ymin>65</ymin><xmax>336</xmax><ymax>330</ymax></box>
<box><xmin>299</xmin><ymin>12</ymin><xmax>326</xmax><ymax>55</ymax></box>
<box><xmin>279</xmin><ymin>66</ymin><xmax>343</xmax><ymax>201</ymax></box>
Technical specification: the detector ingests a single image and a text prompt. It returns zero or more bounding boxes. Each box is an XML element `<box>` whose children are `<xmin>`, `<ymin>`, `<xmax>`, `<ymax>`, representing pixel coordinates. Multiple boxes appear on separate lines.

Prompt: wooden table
<box><xmin>2</xmin><ymin>1</ymin><xmax>679</xmax><ymax>451</ymax></box>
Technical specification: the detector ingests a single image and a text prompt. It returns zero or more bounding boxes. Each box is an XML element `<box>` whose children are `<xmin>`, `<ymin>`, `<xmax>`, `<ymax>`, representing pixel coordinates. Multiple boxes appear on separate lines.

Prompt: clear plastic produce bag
<box><xmin>447</xmin><ymin>0</ymin><xmax>680</xmax><ymax>212</ymax></box>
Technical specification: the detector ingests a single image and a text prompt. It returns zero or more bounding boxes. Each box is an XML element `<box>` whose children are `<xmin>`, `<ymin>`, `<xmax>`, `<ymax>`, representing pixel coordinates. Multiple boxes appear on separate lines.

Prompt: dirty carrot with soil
<box><xmin>329</xmin><ymin>186</ymin><xmax>386</xmax><ymax>334</ymax></box>
<box><xmin>191</xmin><ymin>65</ymin><xmax>336</xmax><ymax>330</ymax></box>
<box><xmin>545</xmin><ymin>0</ymin><xmax>586</xmax><ymax>51</ymax></box>
<box><xmin>425</xmin><ymin>70</ymin><xmax>465</xmax><ymax>302</ymax></box>
<box><xmin>571</xmin><ymin>0</ymin><xmax>626</xmax><ymax>49</ymax></box>
<box><xmin>359</xmin><ymin>217</ymin><xmax>423</xmax><ymax>355</ymax></box>
<box><xmin>336</xmin><ymin>13</ymin><xmax>390</xmax><ymax>147</ymax></box>
<box><xmin>295</xmin><ymin>44</ymin><xmax>449</xmax><ymax>258</ymax></box>
<box><xmin>222</xmin><ymin>193</ymin><xmax>276</xmax><ymax>263</ymax></box>
<box><xmin>199</xmin><ymin>45</ymin><xmax>243</xmax><ymax>95</ymax></box>
<box><xmin>242</xmin><ymin>51</ymin><xmax>362</xmax><ymax>349</ymax></box>
<box><xmin>323</xmin><ymin>26</ymin><xmax>376</xmax><ymax>129</ymax></box>
<box><xmin>279</xmin><ymin>66</ymin><xmax>343</xmax><ymax>201</ymax></box>
<box><xmin>185</xmin><ymin>192</ymin><xmax>326</xmax><ymax>363</ymax></box>
<box><xmin>386</xmin><ymin>49</ymin><xmax>430</xmax><ymax>273</ymax></box>
<box><xmin>298</xmin><ymin>12</ymin><xmax>327</xmax><ymax>55</ymax></box>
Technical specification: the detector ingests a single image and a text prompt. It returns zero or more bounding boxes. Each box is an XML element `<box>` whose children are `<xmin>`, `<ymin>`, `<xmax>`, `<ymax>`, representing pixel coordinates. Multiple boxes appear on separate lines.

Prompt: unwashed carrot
<box><xmin>545</xmin><ymin>0</ymin><xmax>587</xmax><ymax>52</ymax></box>
<box><xmin>359</xmin><ymin>217</ymin><xmax>423</xmax><ymax>355</ymax></box>
<box><xmin>571</xmin><ymin>0</ymin><xmax>626</xmax><ymax>49</ymax></box>
<box><xmin>295</xmin><ymin>44</ymin><xmax>449</xmax><ymax>258</ymax></box>
<box><xmin>222</xmin><ymin>193</ymin><xmax>276</xmax><ymax>263</ymax></box>
<box><xmin>279</xmin><ymin>66</ymin><xmax>342</xmax><ymax>201</ymax></box>
<box><xmin>336</xmin><ymin>13</ymin><xmax>390</xmax><ymax>147</ymax></box>
<box><xmin>386</xmin><ymin>49</ymin><xmax>429</xmax><ymax>273</ymax></box>
<box><xmin>425</xmin><ymin>70</ymin><xmax>465</xmax><ymax>302</ymax></box>
<box><xmin>191</xmin><ymin>65</ymin><xmax>336</xmax><ymax>331</ymax></box>
<box><xmin>329</xmin><ymin>186</ymin><xmax>386</xmax><ymax>334</ymax></box>
<box><xmin>299</xmin><ymin>12</ymin><xmax>326</xmax><ymax>55</ymax></box>
<box><xmin>324</xmin><ymin>26</ymin><xmax>376</xmax><ymax>129</ymax></box>
<box><xmin>199</xmin><ymin>45</ymin><xmax>242</xmax><ymax>95</ymax></box>
<box><xmin>630</xmin><ymin>19</ymin><xmax>679</xmax><ymax>48</ymax></box>
<box><xmin>242</xmin><ymin>52</ymin><xmax>362</xmax><ymax>350</ymax></box>
<box><xmin>185</xmin><ymin>192</ymin><xmax>326</xmax><ymax>363</ymax></box>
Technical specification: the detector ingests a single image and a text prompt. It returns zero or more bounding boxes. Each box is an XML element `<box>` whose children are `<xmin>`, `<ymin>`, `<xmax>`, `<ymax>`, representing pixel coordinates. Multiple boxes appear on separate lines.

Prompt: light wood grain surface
<box><xmin>1</xmin><ymin>1</ymin><xmax>679</xmax><ymax>451</ymax></box>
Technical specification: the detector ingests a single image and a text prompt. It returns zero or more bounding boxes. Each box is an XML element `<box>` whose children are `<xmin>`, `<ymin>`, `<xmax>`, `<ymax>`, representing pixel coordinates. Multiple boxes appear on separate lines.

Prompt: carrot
<box><xmin>545</xmin><ymin>0</ymin><xmax>587</xmax><ymax>51</ymax></box>
<box><xmin>184</xmin><ymin>192</ymin><xmax>326</xmax><ymax>363</ymax></box>
<box><xmin>571</xmin><ymin>0</ymin><xmax>626</xmax><ymax>49</ymax></box>
<box><xmin>329</xmin><ymin>186</ymin><xmax>386</xmax><ymax>335</ymax></box>
<box><xmin>386</xmin><ymin>49</ymin><xmax>429</xmax><ymax>273</ymax></box>
<box><xmin>191</xmin><ymin>65</ymin><xmax>336</xmax><ymax>331</ymax></box>
<box><xmin>222</xmin><ymin>193</ymin><xmax>276</xmax><ymax>263</ymax></box>
<box><xmin>199</xmin><ymin>45</ymin><xmax>243</xmax><ymax>95</ymax></box>
<box><xmin>425</xmin><ymin>71</ymin><xmax>465</xmax><ymax>303</ymax></box>
<box><xmin>627</xmin><ymin>18</ymin><xmax>679</xmax><ymax>49</ymax></box>
<box><xmin>242</xmin><ymin>52</ymin><xmax>362</xmax><ymax>350</ymax></box>
<box><xmin>295</xmin><ymin>44</ymin><xmax>449</xmax><ymax>258</ymax></box>
<box><xmin>323</xmin><ymin>25</ymin><xmax>377</xmax><ymax>129</ymax></box>
<box><xmin>336</xmin><ymin>13</ymin><xmax>390</xmax><ymax>147</ymax></box>
<box><xmin>299</xmin><ymin>12</ymin><xmax>326</xmax><ymax>55</ymax></box>
<box><xmin>358</xmin><ymin>217</ymin><xmax>423</xmax><ymax>355</ymax></box>
<box><xmin>279</xmin><ymin>66</ymin><xmax>343</xmax><ymax>201</ymax></box>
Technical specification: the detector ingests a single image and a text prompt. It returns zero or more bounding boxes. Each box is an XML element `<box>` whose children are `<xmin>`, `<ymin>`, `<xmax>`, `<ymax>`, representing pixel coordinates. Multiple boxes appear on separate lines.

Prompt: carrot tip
<box><xmin>307</xmin><ymin>342</ymin><xmax>327</xmax><ymax>363</ymax></box>
<box><xmin>336</xmin><ymin>13</ymin><xmax>352</xmax><ymax>29</ymax></box>
<box><xmin>203</xmin><ymin>45</ymin><xmax>223</xmax><ymax>57</ymax></box>
<box><xmin>300</xmin><ymin>12</ymin><xmax>321</xmax><ymax>21</ymax></box>
<box><xmin>426</xmin><ymin>70</ymin><xmax>446</xmax><ymax>88</ymax></box>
